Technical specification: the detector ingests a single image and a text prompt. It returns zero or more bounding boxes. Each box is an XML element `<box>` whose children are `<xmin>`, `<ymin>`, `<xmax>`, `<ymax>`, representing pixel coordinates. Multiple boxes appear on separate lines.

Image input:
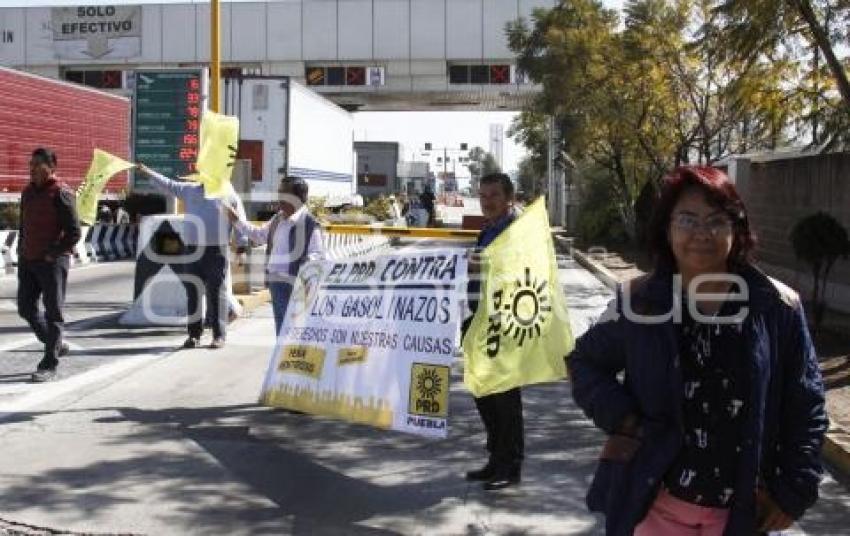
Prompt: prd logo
<box><xmin>289</xmin><ymin>263</ymin><xmax>324</xmax><ymax>320</ymax></box>
<box><xmin>486</xmin><ymin>267</ymin><xmax>551</xmax><ymax>357</ymax></box>
<box><xmin>409</xmin><ymin>363</ymin><xmax>449</xmax><ymax>418</ymax></box>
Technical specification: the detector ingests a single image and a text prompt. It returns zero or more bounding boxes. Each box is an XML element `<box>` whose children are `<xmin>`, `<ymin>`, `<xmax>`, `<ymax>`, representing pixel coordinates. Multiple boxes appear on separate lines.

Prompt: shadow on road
<box><xmin>0</xmin><ymin>381</ymin><xmax>605</xmax><ymax>534</ymax></box>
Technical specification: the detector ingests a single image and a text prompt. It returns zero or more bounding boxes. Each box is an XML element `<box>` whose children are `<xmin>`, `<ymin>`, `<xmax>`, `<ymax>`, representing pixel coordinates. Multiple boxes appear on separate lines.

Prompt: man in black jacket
<box><xmin>462</xmin><ymin>173</ymin><xmax>524</xmax><ymax>491</ymax></box>
<box><xmin>17</xmin><ymin>148</ymin><xmax>81</xmax><ymax>382</ymax></box>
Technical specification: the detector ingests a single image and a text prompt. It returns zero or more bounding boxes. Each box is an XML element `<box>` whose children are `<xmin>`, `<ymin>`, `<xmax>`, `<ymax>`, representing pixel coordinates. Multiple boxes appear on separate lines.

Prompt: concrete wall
<box><xmin>0</xmin><ymin>0</ymin><xmax>554</xmax><ymax>102</ymax></box>
<box><xmin>729</xmin><ymin>153</ymin><xmax>850</xmax><ymax>312</ymax></box>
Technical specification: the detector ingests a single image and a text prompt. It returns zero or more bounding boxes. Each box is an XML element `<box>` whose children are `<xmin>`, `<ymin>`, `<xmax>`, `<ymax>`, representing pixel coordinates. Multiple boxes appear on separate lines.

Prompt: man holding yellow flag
<box><xmin>462</xmin><ymin>173</ymin><xmax>574</xmax><ymax>491</ymax></box>
<box><xmin>135</xmin><ymin>163</ymin><xmax>247</xmax><ymax>350</ymax></box>
<box><xmin>133</xmin><ymin>111</ymin><xmax>245</xmax><ymax>349</ymax></box>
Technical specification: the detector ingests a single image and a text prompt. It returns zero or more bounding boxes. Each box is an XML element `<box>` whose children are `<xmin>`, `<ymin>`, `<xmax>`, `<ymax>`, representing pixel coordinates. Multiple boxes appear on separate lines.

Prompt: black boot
<box><xmin>483</xmin><ymin>465</ymin><xmax>521</xmax><ymax>491</ymax></box>
<box><xmin>465</xmin><ymin>460</ymin><xmax>496</xmax><ymax>481</ymax></box>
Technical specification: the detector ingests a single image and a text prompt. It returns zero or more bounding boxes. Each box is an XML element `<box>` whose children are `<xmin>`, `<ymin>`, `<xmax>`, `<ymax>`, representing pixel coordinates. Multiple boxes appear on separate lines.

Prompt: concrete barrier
<box><xmin>0</xmin><ymin>230</ymin><xmax>9</xmax><ymax>272</ymax></box>
<box><xmin>89</xmin><ymin>224</ymin><xmax>108</xmax><ymax>260</ymax></box>
<box><xmin>83</xmin><ymin>226</ymin><xmax>98</xmax><ymax>263</ymax></box>
<box><xmin>121</xmin><ymin>216</ymin><xmax>242</xmax><ymax>327</ymax></box>
<box><xmin>72</xmin><ymin>225</ymin><xmax>91</xmax><ymax>265</ymax></box>
<box><xmin>2</xmin><ymin>230</ymin><xmax>18</xmax><ymax>269</ymax></box>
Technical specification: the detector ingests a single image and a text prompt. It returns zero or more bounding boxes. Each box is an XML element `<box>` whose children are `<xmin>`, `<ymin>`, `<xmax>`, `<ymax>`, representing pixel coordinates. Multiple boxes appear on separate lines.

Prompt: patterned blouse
<box><xmin>663</xmin><ymin>293</ymin><xmax>749</xmax><ymax>508</ymax></box>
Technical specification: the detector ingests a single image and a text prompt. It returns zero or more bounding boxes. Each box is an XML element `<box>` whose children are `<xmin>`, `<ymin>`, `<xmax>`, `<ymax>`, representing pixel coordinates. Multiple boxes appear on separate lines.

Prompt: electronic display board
<box><xmin>132</xmin><ymin>70</ymin><xmax>203</xmax><ymax>191</ymax></box>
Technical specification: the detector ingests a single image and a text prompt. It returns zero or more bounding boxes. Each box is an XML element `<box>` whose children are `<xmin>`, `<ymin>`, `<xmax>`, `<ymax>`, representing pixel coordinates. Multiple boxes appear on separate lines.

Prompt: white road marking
<box><xmin>0</xmin><ymin>340</ymin><xmax>183</xmax><ymax>419</ymax></box>
<box><xmin>0</xmin><ymin>261</ymin><xmax>130</xmax><ymax>282</ymax></box>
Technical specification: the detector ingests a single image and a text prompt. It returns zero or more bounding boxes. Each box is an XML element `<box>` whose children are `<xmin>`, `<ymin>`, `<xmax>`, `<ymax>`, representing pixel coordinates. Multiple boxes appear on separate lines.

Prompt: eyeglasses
<box><xmin>670</xmin><ymin>213</ymin><xmax>733</xmax><ymax>237</ymax></box>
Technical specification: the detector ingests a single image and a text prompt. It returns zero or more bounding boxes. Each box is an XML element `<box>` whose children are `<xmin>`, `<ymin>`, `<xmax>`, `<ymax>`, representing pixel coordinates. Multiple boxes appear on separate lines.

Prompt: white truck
<box><xmin>224</xmin><ymin>76</ymin><xmax>356</xmax><ymax>215</ymax></box>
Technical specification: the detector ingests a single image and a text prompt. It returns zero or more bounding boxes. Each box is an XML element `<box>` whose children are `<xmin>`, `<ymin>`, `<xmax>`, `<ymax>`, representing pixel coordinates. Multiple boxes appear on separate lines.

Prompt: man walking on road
<box><xmin>420</xmin><ymin>187</ymin><xmax>436</xmax><ymax>227</ymax></box>
<box><xmin>17</xmin><ymin>148</ymin><xmax>81</xmax><ymax>383</ymax></box>
<box><xmin>462</xmin><ymin>173</ymin><xmax>524</xmax><ymax>491</ymax></box>
<box><xmin>224</xmin><ymin>176</ymin><xmax>323</xmax><ymax>335</ymax></box>
<box><xmin>135</xmin><ymin>163</ymin><xmax>247</xmax><ymax>350</ymax></box>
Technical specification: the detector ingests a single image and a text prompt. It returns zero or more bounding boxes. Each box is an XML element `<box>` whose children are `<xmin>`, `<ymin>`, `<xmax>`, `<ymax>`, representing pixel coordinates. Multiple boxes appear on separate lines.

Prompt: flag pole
<box><xmin>210</xmin><ymin>0</ymin><xmax>221</xmax><ymax>113</ymax></box>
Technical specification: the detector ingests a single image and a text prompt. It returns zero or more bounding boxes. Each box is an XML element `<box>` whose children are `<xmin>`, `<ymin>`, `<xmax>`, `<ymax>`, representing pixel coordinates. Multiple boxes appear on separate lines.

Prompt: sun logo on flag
<box><xmin>289</xmin><ymin>264</ymin><xmax>324</xmax><ymax>320</ymax></box>
<box><xmin>501</xmin><ymin>267</ymin><xmax>551</xmax><ymax>346</ymax></box>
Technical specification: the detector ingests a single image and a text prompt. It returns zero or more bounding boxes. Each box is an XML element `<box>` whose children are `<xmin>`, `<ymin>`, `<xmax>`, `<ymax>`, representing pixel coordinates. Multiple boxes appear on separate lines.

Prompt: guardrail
<box><xmin>322</xmin><ymin>224</ymin><xmax>478</xmax><ymax>241</ymax></box>
<box><xmin>0</xmin><ymin>224</ymin><xmax>138</xmax><ymax>273</ymax></box>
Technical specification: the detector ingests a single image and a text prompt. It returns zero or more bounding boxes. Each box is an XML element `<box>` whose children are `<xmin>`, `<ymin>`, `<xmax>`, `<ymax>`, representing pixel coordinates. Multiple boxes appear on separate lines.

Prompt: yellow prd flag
<box><xmin>196</xmin><ymin>110</ymin><xmax>239</xmax><ymax>199</ymax></box>
<box><xmin>462</xmin><ymin>198</ymin><xmax>574</xmax><ymax>397</ymax></box>
<box><xmin>76</xmin><ymin>149</ymin><xmax>134</xmax><ymax>225</ymax></box>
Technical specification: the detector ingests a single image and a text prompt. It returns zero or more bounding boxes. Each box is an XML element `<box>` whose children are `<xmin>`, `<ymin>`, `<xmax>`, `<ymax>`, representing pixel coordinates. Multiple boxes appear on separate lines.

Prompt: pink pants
<box><xmin>634</xmin><ymin>488</ymin><xmax>730</xmax><ymax>536</ymax></box>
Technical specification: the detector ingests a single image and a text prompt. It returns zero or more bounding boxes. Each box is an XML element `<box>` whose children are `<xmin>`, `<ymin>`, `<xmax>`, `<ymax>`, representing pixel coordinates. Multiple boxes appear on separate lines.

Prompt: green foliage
<box><xmin>508</xmin><ymin>111</ymin><xmax>548</xmax><ymax>181</ymax></box>
<box><xmin>575</xmin><ymin>167</ymin><xmax>628</xmax><ymax>245</ymax></box>
<box><xmin>307</xmin><ymin>196</ymin><xmax>330</xmax><ymax>223</ymax></box>
<box><xmin>712</xmin><ymin>0</ymin><xmax>850</xmax><ymax>147</ymax></box>
<box><xmin>331</xmin><ymin>208</ymin><xmax>373</xmax><ymax>225</ymax></box>
<box><xmin>516</xmin><ymin>154</ymin><xmax>546</xmax><ymax>199</ymax></box>
<box><xmin>363</xmin><ymin>195</ymin><xmax>395</xmax><ymax>221</ymax></box>
<box><xmin>790</xmin><ymin>211</ymin><xmax>850</xmax><ymax>329</ymax></box>
<box><xmin>0</xmin><ymin>203</ymin><xmax>20</xmax><ymax>230</ymax></box>
<box><xmin>466</xmin><ymin>146</ymin><xmax>501</xmax><ymax>193</ymax></box>
<box><xmin>791</xmin><ymin>211</ymin><xmax>850</xmax><ymax>266</ymax></box>
<box><xmin>506</xmin><ymin>0</ymin><xmax>846</xmax><ymax>241</ymax></box>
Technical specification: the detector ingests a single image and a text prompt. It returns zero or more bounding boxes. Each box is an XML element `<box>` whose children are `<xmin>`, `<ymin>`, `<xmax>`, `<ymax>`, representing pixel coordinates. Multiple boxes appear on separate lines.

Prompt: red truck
<box><xmin>0</xmin><ymin>66</ymin><xmax>130</xmax><ymax>201</ymax></box>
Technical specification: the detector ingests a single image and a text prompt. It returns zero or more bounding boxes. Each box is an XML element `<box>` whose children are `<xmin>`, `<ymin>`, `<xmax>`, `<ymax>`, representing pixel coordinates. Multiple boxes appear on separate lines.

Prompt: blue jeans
<box><xmin>269</xmin><ymin>281</ymin><xmax>293</xmax><ymax>335</ymax></box>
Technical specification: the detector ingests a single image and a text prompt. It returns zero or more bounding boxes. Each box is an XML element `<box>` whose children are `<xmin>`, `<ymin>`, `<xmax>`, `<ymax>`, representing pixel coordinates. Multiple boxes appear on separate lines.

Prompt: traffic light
<box><xmin>424</xmin><ymin>143</ymin><xmax>432</xmax><ymax>151</ymax></box>
<box><xmin>460</xmin><ymin>143</ymin><xmax>468</xmax><ymax>150</ymax></box>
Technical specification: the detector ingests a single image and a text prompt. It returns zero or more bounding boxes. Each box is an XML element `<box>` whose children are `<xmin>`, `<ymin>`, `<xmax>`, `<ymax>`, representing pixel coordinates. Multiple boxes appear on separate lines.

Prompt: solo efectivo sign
<box><xmin>50</xmin><ymin>5</ymin><xmax>142</xmax><ymax>60</ymax></box>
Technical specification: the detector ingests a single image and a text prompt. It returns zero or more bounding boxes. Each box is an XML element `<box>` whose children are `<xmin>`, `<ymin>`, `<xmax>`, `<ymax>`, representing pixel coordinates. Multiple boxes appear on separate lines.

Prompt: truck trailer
<box><xmin>0</xmin><ymin>66</ymin><xmax>131</xmax><ymax>202</ymax></box>
<box><xmin>223</xmin><ymin>76</ymin><xmax>355</xmax><ymax>215</ymax></box>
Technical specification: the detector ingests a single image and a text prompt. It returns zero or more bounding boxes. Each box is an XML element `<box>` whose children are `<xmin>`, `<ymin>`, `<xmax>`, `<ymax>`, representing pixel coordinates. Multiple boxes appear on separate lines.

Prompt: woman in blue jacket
<box><xmin>568</xmin><ymin>166</ymin><xmax>827</xmax><ymax>535</ymax></box>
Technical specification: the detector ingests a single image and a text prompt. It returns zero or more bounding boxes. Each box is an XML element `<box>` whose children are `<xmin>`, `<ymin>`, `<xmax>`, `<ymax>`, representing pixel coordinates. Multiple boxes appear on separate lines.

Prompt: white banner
<box><xmin>259</xmin><ymin>248</ymin><xmax>468</xmax><ymax>438</ymax></box>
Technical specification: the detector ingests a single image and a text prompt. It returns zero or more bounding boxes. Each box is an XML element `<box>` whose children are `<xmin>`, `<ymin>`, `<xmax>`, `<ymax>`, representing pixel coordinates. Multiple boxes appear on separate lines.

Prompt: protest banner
<box><xmin>260</xmin><ymin>248</ymin><xmax>468</xmax><ymax>438</ymax></box>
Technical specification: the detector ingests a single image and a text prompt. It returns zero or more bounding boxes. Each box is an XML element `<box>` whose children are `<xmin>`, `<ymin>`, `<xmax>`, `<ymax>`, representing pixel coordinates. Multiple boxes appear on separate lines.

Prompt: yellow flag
<box><xmin>462</xmin><ymin>198</ymin><xmax>574</xmax><ymax>397</ymax></box>
<box><xmin>196</xmin><ymin>110</ymin><xmax>239</xmax><ymax>199</ymax></box>
<box><xmin>76</xmin><ymin>149</ymin><xmax>134</xmax><ymax>225</ymax></box>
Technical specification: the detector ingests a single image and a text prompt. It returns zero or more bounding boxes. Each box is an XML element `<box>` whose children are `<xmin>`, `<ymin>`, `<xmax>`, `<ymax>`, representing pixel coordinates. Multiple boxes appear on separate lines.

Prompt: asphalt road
<box><xmin>0</xmin><ymin>261</ymin><xmax>186</xmax><ymax>405</ymax></box>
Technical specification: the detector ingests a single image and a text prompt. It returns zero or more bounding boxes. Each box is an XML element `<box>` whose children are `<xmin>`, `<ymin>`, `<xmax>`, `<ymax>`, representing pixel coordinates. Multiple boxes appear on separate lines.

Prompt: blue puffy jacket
<box><xmin>568</xmin><ymin>264</ymin><xmax>827</xmax><ymax>535</ymax></box>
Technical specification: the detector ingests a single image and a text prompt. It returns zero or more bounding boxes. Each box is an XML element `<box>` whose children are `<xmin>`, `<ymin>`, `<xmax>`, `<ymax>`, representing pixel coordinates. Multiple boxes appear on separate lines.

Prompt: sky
<box><xmin>0</xmin><ymin>0</ymin><xmax>626</xmax><ymax>175</ymax></box>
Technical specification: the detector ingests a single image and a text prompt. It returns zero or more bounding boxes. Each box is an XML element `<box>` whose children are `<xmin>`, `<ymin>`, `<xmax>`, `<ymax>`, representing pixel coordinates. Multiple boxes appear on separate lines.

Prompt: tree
<box><xmin>508</xmin><ymin>0</ymin><xmax>678</xmax><ymax>239</ymax></box>
<box><xmin>506</xmin><ymin>0</ymin><xmax>820</xmax><ymax>243</ymax></box>
<box><xmin>790</xmin><ymin>211</ymin><xmax>850</xmax><ymax>331</ymax></box>
<box><xmin>466</xmin><ymin>146</ymin><xmax>501</xmax><ymax>194</ymax></box>
<box><xmin>713</xmin><ymin>0</ymin><xmax>850</xmax><ymax>146</ymax></box>
<box><xmin>516</xmin><ymin>155</ymin><xmax>546</xmax><ymax>199</ymax></box>
<box><xmin>508</xmin><ymin>110</ymin><xmax>549</xmax><ymax>198</ymax></box>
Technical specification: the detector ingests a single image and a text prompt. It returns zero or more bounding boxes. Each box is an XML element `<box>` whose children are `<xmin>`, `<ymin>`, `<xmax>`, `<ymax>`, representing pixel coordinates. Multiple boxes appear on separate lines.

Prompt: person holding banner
<box><xmin>568</xmin><ymin>167</ymin><xmax>826</xmax><ymax>535</ymax></box>
<box><xmin>135</xmin><ymin>163</ymin><xmax>248</xmax><ymax>350</ymax></box>
<box><xmin>462</xmin><ymin>173</ymin><xmax>525</xmax><ymax>491</ymax></box>
<box><xmin>17</xmin><ymin>148</ymin><xmax>81</xmax><ymax>382</ymax></box>
<box><xmin>224</xmin><ymin>176</ymin><xmax>324</xmax><ymax>335</ymax></box>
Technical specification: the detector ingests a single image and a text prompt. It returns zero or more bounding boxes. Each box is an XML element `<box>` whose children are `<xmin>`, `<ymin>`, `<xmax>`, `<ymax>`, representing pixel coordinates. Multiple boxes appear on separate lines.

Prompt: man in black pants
<box><xmin>135</xmin><ymin>163</ymin><xmax>247</xmax><ymax>349</ymax></box>
<box><xmin>17</xmin><ymin>148</ymin><xmax>81</xmax><ymax>383</ymax></box>
<box><xmin>463</xmin><ymin>173</ymin><xmax>523</xmax><ymax>491</ymax></box>
<box><xmin>419</xmin><ymin>187</ymin><xmax>436</xmax><ymax>227</ymax></box>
